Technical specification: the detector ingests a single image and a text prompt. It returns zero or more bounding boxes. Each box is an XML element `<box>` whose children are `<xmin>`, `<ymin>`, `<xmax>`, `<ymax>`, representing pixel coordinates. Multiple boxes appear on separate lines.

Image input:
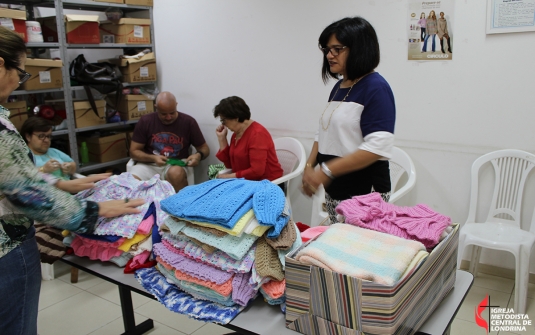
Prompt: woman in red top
<box><xmin>214</xmin><ymin>96</ymin><xmax>283</xmax><ymax>181</ymax></box>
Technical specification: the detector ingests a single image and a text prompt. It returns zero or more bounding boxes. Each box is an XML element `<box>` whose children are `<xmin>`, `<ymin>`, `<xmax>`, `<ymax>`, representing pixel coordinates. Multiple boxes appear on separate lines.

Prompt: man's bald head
<box><xmin>155</xmin><ymin>91</ymin><xmax>177</xmax><ymax>110</ymax></box>
<box><xmin>155</xmin><ymin>91</ymin><xmax>179</xmax><ymax>125</ymax></box>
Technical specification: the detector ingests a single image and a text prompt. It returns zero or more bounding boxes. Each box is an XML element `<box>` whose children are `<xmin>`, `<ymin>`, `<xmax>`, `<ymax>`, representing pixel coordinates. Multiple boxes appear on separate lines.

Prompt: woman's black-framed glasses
<box><xmin>34</xmin><ymin>133</ymin><xmax>52</xmax><ymax>140</ymax></box>
<box><xmin>14</xmin><ymin>65</ymin><xmax>31</xmax><ymax>85</ymax></box>
<box><xmin>219</xmin><ymin>118</ymin><xmax>227</xmax><ymax>124</ymax></box>
<box><xmin>319</xmin><ymin>46</ymin><xmax>347</xmax><ymax>56</ymax></box>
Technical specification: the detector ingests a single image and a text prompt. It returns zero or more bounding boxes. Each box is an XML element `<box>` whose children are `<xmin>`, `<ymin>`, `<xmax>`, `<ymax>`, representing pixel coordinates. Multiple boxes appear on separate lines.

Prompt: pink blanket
<box><xmin>336</xmin><ymin>193</ymin><xmax>451</xmax><ymax>248</ymax></box>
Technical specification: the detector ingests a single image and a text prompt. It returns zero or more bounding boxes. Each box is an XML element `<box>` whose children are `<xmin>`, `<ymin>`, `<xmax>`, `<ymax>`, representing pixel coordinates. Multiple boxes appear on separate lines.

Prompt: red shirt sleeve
<box><xmin>216</xmin><ymin>145</ymin><xmax>232</xmax><ymax>168</ymax></box>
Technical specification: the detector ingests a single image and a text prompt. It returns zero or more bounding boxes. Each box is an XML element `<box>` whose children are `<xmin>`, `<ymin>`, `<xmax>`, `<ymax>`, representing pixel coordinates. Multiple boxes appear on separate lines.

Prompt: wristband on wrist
<box><xmin>320</xmin><ymin>162</ymin><xmax>335</xmax><ymax>179</ymax></box>
<box><xmin>196</xmin><ymin>151</ymin><xmax>205</xmax><ymax>160</ymax></box>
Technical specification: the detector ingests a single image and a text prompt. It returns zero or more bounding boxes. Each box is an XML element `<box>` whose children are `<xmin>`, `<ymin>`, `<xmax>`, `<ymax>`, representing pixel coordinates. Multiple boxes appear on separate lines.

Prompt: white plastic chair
<box><xmin>457</xmin><ymin>149</ymin><xmax>535</xmax><ymax>314</ymax></box>
<box><xmin>271</xmin><ymin>137</ymin><xmax>307</xmax><ymax>218</ymax></box>
<box><xmin>126</xmin><ymin>159</ymin><xmax>195</xmax><ymax>186</ymax></box>
<box><xmin>310</xmin><ymin>146</ymin><xmax>417</xmax><ymax>227</ymax></box>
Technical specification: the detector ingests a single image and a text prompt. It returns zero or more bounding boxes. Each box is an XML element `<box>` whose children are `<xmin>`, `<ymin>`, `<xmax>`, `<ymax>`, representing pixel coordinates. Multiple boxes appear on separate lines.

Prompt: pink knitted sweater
<box><xmin>335</xmin><ymin>193</ymin><xmax>451</xmax><ymax>248</ymax></box>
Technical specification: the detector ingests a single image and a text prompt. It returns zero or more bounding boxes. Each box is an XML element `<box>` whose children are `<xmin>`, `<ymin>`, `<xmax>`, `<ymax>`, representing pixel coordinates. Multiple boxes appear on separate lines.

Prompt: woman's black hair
<box><xmin>319</xmin><ymin>17</ymin><xmax>380</xmax><ymax>83</ymax></box>
<box><xmin>20</xmin><ymin>117</ymin><xmax>53</xmax><ymax>143</ymax></box>
<box><xmin>213</xmin><ymin>96</ymin><xmax>251</xmax><ymax>123</ymax></box>
<box><xmin>0</xmin><ymin>26</ymin><xmax>27</xmax><ymax>70</ymax></box>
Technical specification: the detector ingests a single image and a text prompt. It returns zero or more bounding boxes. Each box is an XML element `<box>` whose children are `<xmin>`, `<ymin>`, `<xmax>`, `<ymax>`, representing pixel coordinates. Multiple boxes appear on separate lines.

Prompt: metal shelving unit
<box><xmin>11</xmin><ymin>87</ymin><xmax>64</xmax><ymax>95</ymax></box>
<box><xmin>75</xmin><ymin>119</ymin><xmax>139</xmax><ymax>133</ymax></box>
<box><xmin>79</xmin><ymin>157</ymin><xmax>131</xmax><ymax>173</ymax></box>
<box><xmin>12</xmin><ymin>0</ymin><xmax>155</xmax><ymax>173</ymax></box>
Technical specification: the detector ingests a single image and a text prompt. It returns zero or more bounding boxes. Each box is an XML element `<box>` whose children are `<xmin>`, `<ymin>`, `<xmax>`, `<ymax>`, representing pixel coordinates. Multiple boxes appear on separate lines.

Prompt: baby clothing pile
<box><xmin>135</xmin><ymin>178</ymin><xmax>302</xmax><ymax>324</ymax></box>
<box><xmin>66</xmin><ymin>173</ymin><xmax>174</xmax><ymax>272</ymax></box>
<box><xmin>295</xmin><ymin>193</ymin><xmax>452</xmax><ymax>285</ymax></box>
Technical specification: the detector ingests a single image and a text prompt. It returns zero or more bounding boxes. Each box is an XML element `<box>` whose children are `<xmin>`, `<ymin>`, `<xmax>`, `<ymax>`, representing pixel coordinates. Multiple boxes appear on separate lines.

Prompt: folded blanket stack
<box><xmin>137</xmin><ymin>178</ymin><xmax>303</xmax><ymax>323</ymax></box>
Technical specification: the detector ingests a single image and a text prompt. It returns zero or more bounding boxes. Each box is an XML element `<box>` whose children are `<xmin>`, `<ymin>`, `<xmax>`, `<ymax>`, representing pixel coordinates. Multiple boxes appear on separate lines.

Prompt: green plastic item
<box><xmin>80</xmin><ymin>142</ymin><xmax>89</xmax><ymax>164</ymax></box>
<box><xmin>166</xmin><ymin>158</ymin><xmax>187</xmax><ymax>166</ymax></box>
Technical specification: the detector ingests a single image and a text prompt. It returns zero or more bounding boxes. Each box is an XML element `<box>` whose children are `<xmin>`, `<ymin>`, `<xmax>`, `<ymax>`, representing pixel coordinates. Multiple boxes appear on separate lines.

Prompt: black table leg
<box><xmin>118</xmin><ymin>284</ymin><xmax>154</xmax><ymax>335</ymax></box>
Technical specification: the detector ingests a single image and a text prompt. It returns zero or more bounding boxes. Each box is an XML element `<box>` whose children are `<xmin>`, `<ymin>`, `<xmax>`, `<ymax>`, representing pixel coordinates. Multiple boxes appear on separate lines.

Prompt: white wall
<box><xmin>153</xmin><ymin>0</ymin><xmax>535</xmax><ymax>271</ymax></box>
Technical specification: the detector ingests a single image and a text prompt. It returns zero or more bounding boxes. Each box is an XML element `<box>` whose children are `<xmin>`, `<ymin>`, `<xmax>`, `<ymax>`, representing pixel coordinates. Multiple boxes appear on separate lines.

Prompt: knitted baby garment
<box><xmin>161</xmin><ymin>233</ymin><xmax>255</xmax><ymax>273</ymax></box>
<box><xmin>231</xmin><ymin>271</ymin><xmax>258</xmax><ymax>306</ymax></box>
<box><xmin>255</xmin><ymin>238</ymin><xmax>284</xmax><ymax>281</ymax></box>
<box><xmin>76</xmin><ymin>173</ymin><xmax>174</xmax><ymax>238</ymax></box>
<box><xmin>155</xmin><ymin>264</ymin><xmax>236</xmax><ymax>307</ymax></box>
<box><xmin>156</xmin><ymin>256</ymin><xmax>233</xmax><ymax>297</ymax></box>
<box><xmin>335</xmin><ymin>192</ymin><xmax>451</xmax><ymax>248</ymax></box>
<box><xmin>161</xmin><ymin>179</ymin><xmax>288</xmax><ymax>237</ymax></box>
<box><xmin>161</xmin><ymin>216</ymin><xmax>258</xmax><ymax>260</ymax></box>
<box><xmin>153</xmin><ymin>243</ymin><xmax>233</xmax><ymax>284</ymax></box>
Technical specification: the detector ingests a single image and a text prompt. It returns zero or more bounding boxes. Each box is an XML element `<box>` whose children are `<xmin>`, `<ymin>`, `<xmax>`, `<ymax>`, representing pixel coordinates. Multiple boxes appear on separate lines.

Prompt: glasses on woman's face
<box><xmin>220</xmin><ymin>118</ymin><xmax>227</xmax><ymax>124</ymax></box>
<box><xmin>34</xmin><ymin>133</ymin><xmax>52</xmax><ymax>140</ymax></box>
<box><xmin>14</xmin><ymin>66</ymin><xmax>31</xmax><ymax>85</ymax></box>
<box><xmin>319</xmin><ymin>45</ymin><xmax>347</xmax><ymax>56</ymax></box>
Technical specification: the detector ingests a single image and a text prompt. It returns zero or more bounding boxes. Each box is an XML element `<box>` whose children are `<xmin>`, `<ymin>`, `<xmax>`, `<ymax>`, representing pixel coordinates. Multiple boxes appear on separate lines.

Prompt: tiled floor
<box><xmin>38</xmin><ymin>262</ymin><xmax>534</xmax><ymax>335</ymax></box>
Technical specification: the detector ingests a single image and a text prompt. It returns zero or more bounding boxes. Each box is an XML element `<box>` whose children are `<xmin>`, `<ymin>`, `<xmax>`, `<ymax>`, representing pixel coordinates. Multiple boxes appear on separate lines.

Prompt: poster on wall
<box><xmin>407</xmin><ymin>1</ymin><xmax>455</xmax><ymax>61</ymax></box>
<box><xmin>486</xmin><ymin>0</ymin><xmax>535</xmax><ymax>34</ymax></box>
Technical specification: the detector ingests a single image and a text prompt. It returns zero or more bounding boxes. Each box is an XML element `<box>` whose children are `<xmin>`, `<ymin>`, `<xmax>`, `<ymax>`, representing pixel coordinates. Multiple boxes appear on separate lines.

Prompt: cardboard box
<box><xmin>73</xmin><ymin>100</ymin><xmax>106</xmax><ymax>128</ymax></box>
<box><xmin>124</xmin><ymin>0</ymin><xmax>153</xmax><ymax>7</ymax></box>
<box><xmin>99</xmin><ymin>18</ymin><xmax>151</xmax><ymax>44</ymax></box>
<box><xmin>79</xmin><ymin>133</ymin><xmax>127</xmax><ymax>163</ymax></box>
<box><xmin>285</xmin><ymin>224</ymin><xmax>459</xmax><ymax>335</ymax></box>
<box><xmin>39</xmin><ymin>15</ymin><xmax>100</xmax><ymax>44</ymax></box>
<box><xmin>116</xmin><ymin>94</ymin><xmax>154</xmax><ymax>120</ymax></box>
<box><xmin>46</xmin><ymin>99</ymin><xmax>106</xmax><ymax>129</ymax></box>
<box><xmin>22</xmin><ymin>58</ymin><xmax>63</xmax><ymax>91</ymax></box>
<box><xmin>3</xmin><ymin>101</ymin><xmax>28</xmax><ymax>131</ymax></box>
<box><xmin>104</xmin><ymin>52</ymin><xmax>156</xmax><ymax>83</ymax></box>
<box><xmin>0</xmin><ymin>8</ymin><xmax>27</xmax><ymax>42</ymax></box>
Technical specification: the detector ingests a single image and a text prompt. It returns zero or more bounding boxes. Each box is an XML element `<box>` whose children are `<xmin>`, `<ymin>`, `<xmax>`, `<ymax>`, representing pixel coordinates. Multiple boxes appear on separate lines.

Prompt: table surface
<box><xmin>61</xmin><ymin>255</ymin><xmax>473</xmax><ymax>335</ymax></box>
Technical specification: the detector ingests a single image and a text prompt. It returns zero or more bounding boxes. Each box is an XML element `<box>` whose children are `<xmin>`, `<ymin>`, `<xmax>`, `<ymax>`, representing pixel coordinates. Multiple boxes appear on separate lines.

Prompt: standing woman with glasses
<box><xmin>301</xmin><ymin>17</ymin><xmax>396</xmax><ymax>224</ymax></box>
<box><xmin>21</xmin><ymin>117</ymin><xmax>77</xmax><ymax>179</ymax></box>
<box><xmin>0</xmin><ymin>26</ymin><xmax>144</xmax><ymax>335</ymax></box>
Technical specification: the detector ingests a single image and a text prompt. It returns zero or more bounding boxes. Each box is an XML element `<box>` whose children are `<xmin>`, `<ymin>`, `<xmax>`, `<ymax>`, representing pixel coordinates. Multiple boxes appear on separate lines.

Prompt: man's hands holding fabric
<box><xmin>153</xmin><ymin>155</ymin><xmax>168</xmax><ymax>167</ymax></box>
<box><xmin>186</xmin><ymin>152</ymin><xmax>202</xmax><ymax>167</ymax></box>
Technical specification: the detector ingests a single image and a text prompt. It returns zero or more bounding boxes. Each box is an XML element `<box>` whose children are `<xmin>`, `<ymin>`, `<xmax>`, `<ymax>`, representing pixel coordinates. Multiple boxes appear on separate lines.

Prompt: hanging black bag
<box><xmin>69</xmin><ymin>54</ymin><xmax>123</xmax><ymax>120</ymax></box>
<box><xmin>69</xmin><ymin>54</ymin><xmax>123</xmax><ymax>94</ymax></box>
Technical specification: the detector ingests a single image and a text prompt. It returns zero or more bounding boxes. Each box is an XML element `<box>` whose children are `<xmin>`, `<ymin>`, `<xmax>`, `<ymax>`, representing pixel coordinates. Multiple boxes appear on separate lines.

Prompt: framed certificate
<box><xmin>487</xmin><ymin>0</ymin><xmax>535</xmax><ymax>34</ymax></box>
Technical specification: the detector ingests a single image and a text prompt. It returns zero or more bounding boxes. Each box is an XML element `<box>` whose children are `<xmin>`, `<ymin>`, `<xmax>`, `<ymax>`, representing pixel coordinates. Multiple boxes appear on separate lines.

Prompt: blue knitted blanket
<box><xmin>160</xmin><ymin>179</ymin><xmax>289</xmax><ymax>238</ymax></box>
